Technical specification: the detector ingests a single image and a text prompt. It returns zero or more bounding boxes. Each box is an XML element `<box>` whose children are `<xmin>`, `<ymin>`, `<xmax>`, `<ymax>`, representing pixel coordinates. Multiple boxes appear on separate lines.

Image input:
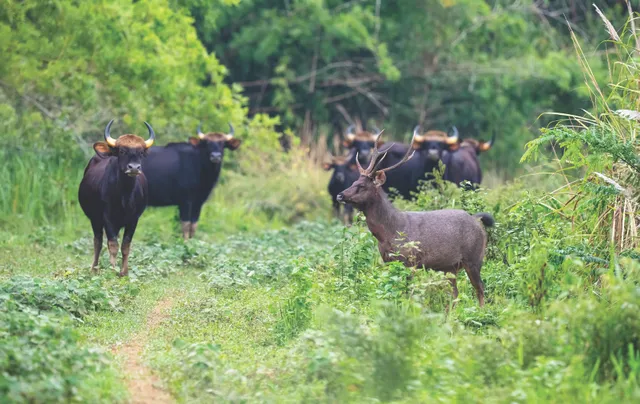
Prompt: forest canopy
<box><xmin>0</xmin><ymin>0</ymin><xmax>629</xmax><ymax>173</ymax></box>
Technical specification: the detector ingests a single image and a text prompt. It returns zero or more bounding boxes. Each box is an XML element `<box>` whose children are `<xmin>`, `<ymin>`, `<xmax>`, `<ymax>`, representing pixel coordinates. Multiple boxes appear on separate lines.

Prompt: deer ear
<box><xmin>93</xmin><ymin>142</ymin><xmax>113</xmax><ymax>157</ymax></box>
<box><xmin>189</xmin><ymin>137</ymin><xmax>200</xmax><ymax>146</ymax></box>
<box><xmin>373</xmin><ymin>171</ymin><xmax>386</xmax><ymax>187</ymax></box>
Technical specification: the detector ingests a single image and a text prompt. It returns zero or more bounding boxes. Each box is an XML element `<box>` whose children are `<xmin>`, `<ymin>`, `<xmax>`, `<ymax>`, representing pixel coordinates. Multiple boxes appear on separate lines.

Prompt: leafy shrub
<box><xmin>304</xmin><ymin>303</ymin><xmax>438</xmax><ymax>401</ymax></box>
<box><xmin>199</xmin><ymin>221</ymin><xmax>341</xmax><ymax>289</ymax></box>
<box><xmin>331</xmin><ymin>219</ymin><xmax>378</xmax><ymax>301</ymax></box>
<box><xmin>273</xmin><ymin>259</ymin><xmax>314</xmax><ymax>344</ymax></box>
<box><xmin>0</xmin><ymin>302</ymin><xmax>124</xmax><ymax>403</ymax></box>
<box><xmin>0</xmin><ymin>276</ymin><xmax>126</xmax><ymax>320</ymax></box>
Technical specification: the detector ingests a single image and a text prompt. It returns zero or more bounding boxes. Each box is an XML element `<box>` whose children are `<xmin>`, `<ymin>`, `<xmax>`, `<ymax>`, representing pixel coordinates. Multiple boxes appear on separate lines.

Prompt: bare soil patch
<box><xmin>113</xmin><ymin>297</ymin><xmax>175</xmax><ymax>404</ymax></box>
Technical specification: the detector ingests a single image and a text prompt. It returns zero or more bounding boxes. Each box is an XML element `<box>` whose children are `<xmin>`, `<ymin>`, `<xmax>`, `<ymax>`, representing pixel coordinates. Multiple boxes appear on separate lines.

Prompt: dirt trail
<box><xmin>114</xmin><ymin>297</ymin><xmax>175</xmax><ymax>404</ymax></box>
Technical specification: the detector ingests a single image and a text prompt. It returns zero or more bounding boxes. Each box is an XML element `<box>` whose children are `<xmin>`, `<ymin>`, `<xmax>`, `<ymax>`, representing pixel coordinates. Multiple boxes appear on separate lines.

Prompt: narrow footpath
<box><xmin>113</xmin><ymin>297</ymin><xmax>175</xmax><ymax>404</ymax></box>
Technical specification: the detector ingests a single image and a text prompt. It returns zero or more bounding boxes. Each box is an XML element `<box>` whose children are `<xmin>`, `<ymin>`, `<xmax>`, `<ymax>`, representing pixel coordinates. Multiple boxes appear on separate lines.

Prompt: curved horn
<box><xmin>197</xmin><ymin>122</ymin><xmax>205</xmax><ymax>139</ymax></box>
<box><xmin>346</xmin><ymin>124</ymin><xmax>355</xmax><ymax>135</ymax></box>
<box><xmin>104</xmin><ymin>119</ymin><xmax>117</xmax><ymax>147</ymax></box>
<box><xmin>480</xmin><ymin>132</ymin><xmax>496</xmax><ymax>152</ymax></box>
<box><xmin>228</xmin><ymin>122</ymin><xmax>235</xmax><ymax>136</ymax></box>
<box><xmin>447</xmin><ymin>126</ymin><xmax>459</xmax><ymax>145</ymax></box>
<box><xmin>144</xmin><ymin>122</ymin><xmax>155</xmax><ymax>148</ymax></box>
<box><xmin>412</xmin><ymin>125</ymin><xmax>424</xmax><ymax>145</ymax></box>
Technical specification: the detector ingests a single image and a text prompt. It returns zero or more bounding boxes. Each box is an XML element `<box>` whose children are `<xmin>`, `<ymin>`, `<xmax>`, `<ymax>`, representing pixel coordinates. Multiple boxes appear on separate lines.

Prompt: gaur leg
<box><xmin>189</xmin><ymin>203</ymin><xmax>203</xmax><ymax>239</ymax></box>
<box><xmin>332</xmin><ymin>199</ymin><xmax>341</xmax><ymax>220</ymax></box>
<box><xmin>178</xmin><ymin>202</ymin><xmax>192</xmax><ymax>240</ymax></box>
<box><xmin>90</xmin><ymin>219</ymin><xmax>104</xmax><ymax>273</ymax></box>
<box><xmin>103</xmin><ymin>219</ymin><xmax>119</xmax><ymax>271</ymax></box>
<box><xmin>344</xmin><ymin>204</ymin><xmax>354</xmax><ymax>226</ymax></box>
<box><xmin>119</xmin><ymin>220</ymin><xmax>138</xmax><ymax>277</ymax></box>
<box><xmin>463</xmin><ymin>263</ymin><xmax>485</xmax><ymax>307</ymax></box>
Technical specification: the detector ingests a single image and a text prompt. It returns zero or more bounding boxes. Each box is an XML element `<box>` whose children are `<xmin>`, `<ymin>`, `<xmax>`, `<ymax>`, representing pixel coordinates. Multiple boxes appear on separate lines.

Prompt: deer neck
<box><xmin>361</xmin><ymin>189</ymin><xmax>405</xmax><ymax>244</ymax></box>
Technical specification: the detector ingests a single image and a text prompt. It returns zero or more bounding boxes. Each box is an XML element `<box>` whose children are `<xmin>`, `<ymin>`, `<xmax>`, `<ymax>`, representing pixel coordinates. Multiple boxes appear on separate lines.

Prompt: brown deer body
<box><xmin>337</xmin><ymin>131</ymin><xmax>494</xmax><ymax>306</ymax></box>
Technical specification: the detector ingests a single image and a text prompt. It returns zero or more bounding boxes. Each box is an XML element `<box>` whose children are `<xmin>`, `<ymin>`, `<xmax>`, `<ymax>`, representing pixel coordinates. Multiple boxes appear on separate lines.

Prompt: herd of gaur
<box><xmin>78</xmin><ymin>120</ymin><xmax>494</xmax><ymax>306</ymax></box>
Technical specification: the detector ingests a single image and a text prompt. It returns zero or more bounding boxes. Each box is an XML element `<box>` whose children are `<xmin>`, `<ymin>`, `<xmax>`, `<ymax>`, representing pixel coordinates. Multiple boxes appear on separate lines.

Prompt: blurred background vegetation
<box><xmin>4</xmin><ymin>1</ymin><xmax>640</xmax><ymax>402</ymax></box>
<box><xmin>0</xmin><ymin>0</ymin><xmax>632</xmax><ymax>232</ymax></box>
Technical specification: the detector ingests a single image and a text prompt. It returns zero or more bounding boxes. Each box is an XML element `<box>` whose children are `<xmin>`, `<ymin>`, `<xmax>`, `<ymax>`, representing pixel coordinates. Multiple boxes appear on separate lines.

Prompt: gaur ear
<box><xmin>373</xmin><ymin>171</ymin><xmax>386</xmax><ymax>187</ymax></box>
<box><xmin>93</xmin><ymin>142</ymin><xmax>113</xmax><ymax>157</ymax></box>
<box><xmin>342</xmin><ymin>139</ymin><xmax>353</xmax><ymax>147</ymax></box>
<box><xmin>411</xmin><ymin>141</ymin><xmax>422</xmax><ymax>150</ymax></box>
<box><xmin>189</xmin><ymin>137</ymin><xmax>201</xmax><ymax>146</ymax></box>
<box><xmin>349</xmin><ymin>164</ymin><xmax>358</xmax><ymax>171</ymax></box>
<box><xmin>322</xmin><ymin>162</ymin><xmax>333</xmax><ymax>171</ymax></box>
<box><xmin>225</xmin><ymin>137</ymin><xmax>241</xmax><ymax>150</ymax></box>
<box><xmin>375</xmin><ymin>139</ymin><xmax>385</xmax><ymax>147</ymax></box>
<box><xmin>447</xmin><ymin>143</ymin><xmax>460</xmax><ymax>151</ymax></box>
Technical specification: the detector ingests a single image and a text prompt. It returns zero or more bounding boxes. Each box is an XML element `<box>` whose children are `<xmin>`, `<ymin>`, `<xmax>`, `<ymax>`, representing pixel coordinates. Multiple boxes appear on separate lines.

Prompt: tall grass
<box><xmin>0</xmin><ymin>149</ymin><xmax>86</xmax><ymax>234</ymax></box>
<box><xmin>0</xmin><ymin>139</ymin><xmax>332</xmax><ymax>242</ymax></box>
<box><xmin>522</xmin><ymin>4</ymin><xmax>640</xmax><ymax>252</ymax></box>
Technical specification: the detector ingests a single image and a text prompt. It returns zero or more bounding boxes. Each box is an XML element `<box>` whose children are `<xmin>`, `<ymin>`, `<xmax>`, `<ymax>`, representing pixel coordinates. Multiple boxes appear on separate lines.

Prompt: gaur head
<box><xmin>323</xmin><ymin>154</ymin><xmax>358</xmax><ymax>184</ymax></box>
<box><xmin>411</xmin><ymin>126</ymin><xmax>459</xmax><ymax>162</ymax></box>
<box><xmin>342</xmin><ymin>124</ymin><xmax>385</xmax><ymax>166</ymax></box>
<box><xmin>338</xmin><ymin>131</ymin><xmax>415</xmax><ymax>208</ymax></box>
<box><xmin>189</xmin><ymin>123</ymin><xmax>241</xmax><ymax>164</ymax></box>
<box><xmin>460</xmin><ymin>133</ymin><xmax>495</xmax><ymax>155</ymax></box>
<box><xmin>93</xmin><ymin>119</ymin><xmax>155</xmax><ymax>177</ymax></box>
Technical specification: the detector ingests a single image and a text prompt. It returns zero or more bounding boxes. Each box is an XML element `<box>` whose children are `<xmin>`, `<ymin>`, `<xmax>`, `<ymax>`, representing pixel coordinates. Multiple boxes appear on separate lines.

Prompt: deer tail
<box><xmin>473</xmin><ymin>212</ymin><xmax>495</xmax><ymax>228</ymax></box>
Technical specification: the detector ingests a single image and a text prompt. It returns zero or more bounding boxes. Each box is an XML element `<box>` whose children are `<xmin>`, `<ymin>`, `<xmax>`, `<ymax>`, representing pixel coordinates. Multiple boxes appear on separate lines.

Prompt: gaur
<box><xmin>342</xmin><ymin>124</ymin><xmax>383</xmax><ymax>166</ymax></box>
<box><xmin>337</xmin><ymin>132</ymin><xmax>494</xmax><ymax>306</ymax></box>
<box><xmin>143</xmin><ymin>123</ymin><xmax>241</xmax><ymax>239</ymax></box>
<box><xmin>78</xmin><ymin>119</ymin><xmax>155</xmax><ymax>276</ymax></box>
<box><xmin>379</xmin><ymin>126</ymin><xmax>458</xmax><ymax>199</ymax></box>
<box><xmin>323</xmin><ymin>153</ymin><xmax>359</xmax><ymax>225</ymax></box>
<box><xmin>444</xmin><ymin>132</ymin><xmax>495</xmax><ymax>189</ymax></box>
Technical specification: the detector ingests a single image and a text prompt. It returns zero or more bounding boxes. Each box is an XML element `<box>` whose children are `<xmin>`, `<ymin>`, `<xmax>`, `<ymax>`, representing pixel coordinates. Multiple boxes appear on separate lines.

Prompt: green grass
<box><xmin>2</xmin><ymin>173</ymin><xmax>640</xmax><ymax>403</ymax></box>
<box><xmin>3</xmin><ymin>16</ymin><xmax>640</xmax><ymax>397</ymax></box>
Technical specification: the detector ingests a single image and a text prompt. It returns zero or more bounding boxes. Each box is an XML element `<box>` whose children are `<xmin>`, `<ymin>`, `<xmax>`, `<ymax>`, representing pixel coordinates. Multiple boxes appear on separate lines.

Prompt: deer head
<box><xmin>337</xmin><ymin>130</ymin><xmax>415</xmax><ymax>207</ymax></box>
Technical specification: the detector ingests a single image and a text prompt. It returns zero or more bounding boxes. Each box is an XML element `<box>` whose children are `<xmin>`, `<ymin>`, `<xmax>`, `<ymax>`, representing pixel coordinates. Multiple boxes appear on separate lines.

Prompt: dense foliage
<box><xmin>2</xmin><ymin>1</ymin><xmax>640</xmax><ymax>403</ymax></box>
<box><xmin>177</xmin><ymin>0</ymin><xmax>627</xmax><ymax>173</ymax></box>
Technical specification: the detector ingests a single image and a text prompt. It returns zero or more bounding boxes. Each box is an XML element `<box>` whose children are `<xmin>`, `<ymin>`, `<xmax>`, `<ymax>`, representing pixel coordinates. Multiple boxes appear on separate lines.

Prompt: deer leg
<box><xmin>463</xmin><ymin>263</ymin><xmax>485</xmax><ymax>307</ymax></box>
<box><xmin>90</xmin><ymin>220</ymin><xmax>103</xmax><ymax>273</ymax></box>
<box><xmin>449</xmin><ymin>275</ymin><xmax>459</xmax><ymax>301</ymax></box>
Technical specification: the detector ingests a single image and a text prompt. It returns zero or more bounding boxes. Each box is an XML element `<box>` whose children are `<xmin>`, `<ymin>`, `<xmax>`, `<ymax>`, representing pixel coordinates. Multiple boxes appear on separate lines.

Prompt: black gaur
<box><xmin>78</xmin><ymin>119</ymin><xmax>155</xmax><ymax>276</ymax></box>
<box><xmin>143</xmin><ymin>123</ymin><xmax>241</xmax><ymax>239</ymax></box>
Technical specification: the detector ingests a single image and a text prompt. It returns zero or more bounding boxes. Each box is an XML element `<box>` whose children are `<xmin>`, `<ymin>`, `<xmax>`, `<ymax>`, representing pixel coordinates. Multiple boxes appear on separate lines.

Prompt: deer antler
<box><xmin>356</xmin><ymin>130</ymin><xmax>387</xmax><ymax>175</ymax></box>
<box><xmin>357</xmin><ymin>130</ymin><xmax>415</xmax><ymax>177</ymax></box>
<box><xmin>376</xmin><ymin>131</ymin><xmax>416</xmax><ymax>174</ymax></box>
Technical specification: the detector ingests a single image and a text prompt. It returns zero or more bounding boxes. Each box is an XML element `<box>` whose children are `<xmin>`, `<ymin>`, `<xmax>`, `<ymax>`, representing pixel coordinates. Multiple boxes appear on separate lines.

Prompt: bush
<box><xmin>0</xmin><ymin>276</ymin><xmax>126</xmax><ymax>320</ymax></box>
<box><xmin>0</xmin><ymin>302</ymin><xmax>125</xmax><ymax>403</ymax></box>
